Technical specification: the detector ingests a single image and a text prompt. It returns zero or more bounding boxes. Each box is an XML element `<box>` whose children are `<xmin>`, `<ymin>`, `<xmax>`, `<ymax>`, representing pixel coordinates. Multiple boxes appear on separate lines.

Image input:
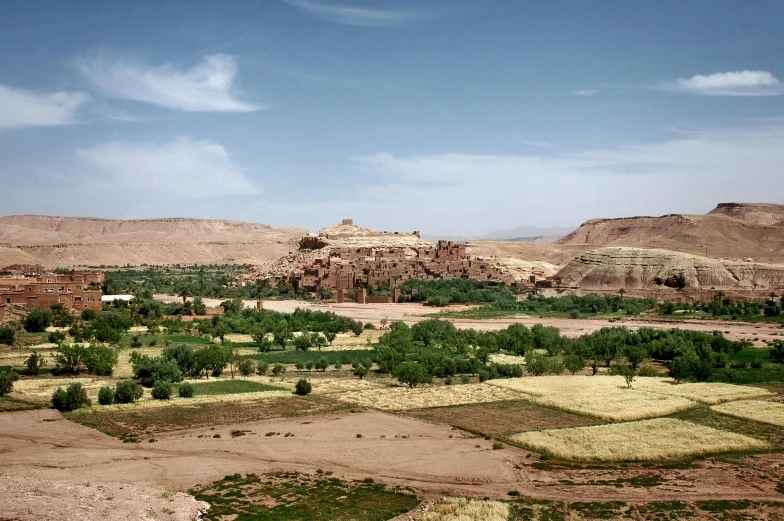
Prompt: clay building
<box><xmin>0</xmin><ymin>270</ymin><xmax>104</xmax><ymax>312</ymax></box>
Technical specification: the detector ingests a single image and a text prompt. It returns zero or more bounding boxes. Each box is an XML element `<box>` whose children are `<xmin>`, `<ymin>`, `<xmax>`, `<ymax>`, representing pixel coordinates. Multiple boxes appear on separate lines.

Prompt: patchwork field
<box><xmin>406</xmin><ymin>400</ymin><xmax>602</xmax><ymax>436</ymax></box>
<box><xmin>712</xmin><ymin>400</ymin><xmax>784</xmax><ymax>427</ymax></box>
<box><xmin>509</xmin><ymin>418</ymin><xmax>770</xmax><ymax>461</ymax></box>
<box><xmin>415</xmin><ymin>497</ymin><xmax>509</xmax><ymax>521</ymax></box>
<box><xmin>332</xmin><ymin>383</ymin><xmax>524</xmax><ymax>411</ymax></box>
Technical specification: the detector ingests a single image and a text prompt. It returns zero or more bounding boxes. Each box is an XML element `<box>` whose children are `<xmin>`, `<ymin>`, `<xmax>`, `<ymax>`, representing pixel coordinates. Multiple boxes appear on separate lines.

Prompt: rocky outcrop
<box><xmin>708</xmin><ymin>202</ymin><xmax>784</xmax><ymax>226</ymax></box>
<box><xmin>556</xmin><ymin>247</ymin><xmax>784</xmax><ymax>290</ymax></box>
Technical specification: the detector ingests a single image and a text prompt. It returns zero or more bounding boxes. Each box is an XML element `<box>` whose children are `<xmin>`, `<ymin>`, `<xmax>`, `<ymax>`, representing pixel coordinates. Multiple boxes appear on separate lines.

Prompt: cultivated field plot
<box><xmin>509</xmin><ymin>418</ymin><xmax>769</xmax><ymax>461</ymax></box>
<box><xmin>712</xmin><ymin>400</ymin><xmax>784</xmax><ymax>427</ymax></box>
<box><xmin>415</xmin><ymin>497</ymin><xmax>509</xmax><ymax>521</ymax></box>
<box><xmin>633</xmin><ymin>380</ymin><xmax>773</xmax><ymax>405</ymax></box>
<box><xmin>488</xmin><ymin>353</ymin><xmax>526</xmax><ymax>365</ymax></box>
<box><xmin>333</xmin><ymin>383</ymin><xmax>525</xmax><ymax>411</ymax></box>
<box><xmin>488</xmin><ymin>376</ymin><xmax>697</xmax><ymax>421</ymax></box>
<box><xmin>406</xmin><ymin>400</ymin><xmax>602</xmax><ymax>435</ymax></box>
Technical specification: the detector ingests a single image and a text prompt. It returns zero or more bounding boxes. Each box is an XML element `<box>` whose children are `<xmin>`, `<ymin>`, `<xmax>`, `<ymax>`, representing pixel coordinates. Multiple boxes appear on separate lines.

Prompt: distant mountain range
<box><xmin>423</xmin><ymin>225</ymin><xmax>576</xmax><ymax>243</ymax></box>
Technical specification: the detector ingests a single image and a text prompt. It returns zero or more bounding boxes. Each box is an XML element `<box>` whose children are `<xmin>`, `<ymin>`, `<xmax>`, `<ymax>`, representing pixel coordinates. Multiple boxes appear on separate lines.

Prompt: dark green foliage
<box><xmin>315</xmin><ymin>356</ymin><xmax>329</xmax><ymax>372</ymax></box>
<box><xmin>271</xmin><ymin>363</ymin><xmax>285</xmax><ymax>376</ymax></box>
<box><xmin>397</xmin><ymin>278</ymin><xmax>515</xmax><ymax>306</ymax></box>
<box><xmin>52</xmin><ymin>344</ymin><xmax>86</xmax><ymax>375</ymax></box>
<box><xmin>256</xmin><ymin>361</ymin><xmax>269</xmax><ymax>375</ymax></box>
<box><xmin>151</xmin><ymin>380</ymin><xmax>172</xmax><ymax>400</ymax></box>
<box><xmin>114</xmin><ymin>380</ymin><xmax>144</xmax><ymax>404</ymax></box>
<box><xmin>190</xmin><ymin>380</ymin><xmax>284</xmax><ymax>396</ymax></box>
<box><xmin>178</xmin><ymin>381</ymin><xmax>194</xmax><ymax>398</ymax></box>
<box><xmin>564</xmin><ymin>354</ymin><xmax>586</xmax><ymax>375</ymax></box>
<box><xmin>0</xmin><ymin>369</ymin><xmax>19</xmax><ymax>396</ymax></box>
<box><xmin>0</xmin><ymin>325</ymin><xmax>15</xmax><ymax>345</ymax></box>
<box><xmin>192</xmin><ymin>345</ymin><xmax>231</xmax><ymax>378</ymax></box>
<box><xmin>161</xmin><ymin>343</ymin><xmax>195</xmax><ymax>374</ymax></box>
<box><xmin>86</xmin><ymin>311</ymin><xmax>132</xmax><ymax>342</ymax></box>
<box><xmin>98</xmin><ymin>386</ymin><xmax>114</xmax><ymax>405</ymax></box>
<box><xmin>47</xmin><ymin>331</ymin><xmax>66</xmax><ymax>345</ymax></box>
<box><xmin>24</xmin><ymin>309</ymin><xmax>53</xmax><ymax>332</ymax></box>
<box><xmin>133</xmin><ymin>354</ymin><xmax>182</xmax><ymax>386</ymax></box>
<box><xmin>238</xmin><ymin>358</ymin><xmax>255</xmax><ymax>376</ymax></box>
<box><xmin>25</xmin><ymin>351</ymin><xmax>46</xmax><ymax>375</ymax></box>
<box><xmin>295</xmin><ymin>378</ymin><xmax>312</xmax><ymax>395</ymax></box>
<box><xmin>51</xmin><ymin>383</ymin><xmax>91</xmax><ymax>412</ymax></box>
<box><xmin>394</xmin><ymin>362</ymin><xmax>432</xmax><ymax>388</ymax></box>
<box><xmin>770</xmin><ymin>341</ymin><xmax>784</xmax><ymax>362</ymax></box>
<box><xmin>354</xmin><ymin>365</ymin><xmax>368</xmax><ymax>380</ymax></box>
<box><xmin>83</xmin><ymin>344</ymin><xmax>119</xmax><ymax>376</ymax></box>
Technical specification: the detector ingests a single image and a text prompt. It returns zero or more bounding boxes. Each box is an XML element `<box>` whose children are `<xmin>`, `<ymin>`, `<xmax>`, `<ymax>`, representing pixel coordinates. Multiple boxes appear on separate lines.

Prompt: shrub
<box><xmin>133</xmin><ymin>355</ymin><xmax>182</xmax><ymax>387</ymax></box>
<box><xmin>750</xmin><ymin>360</ymin><xmax>764</xmax><ymax>369</ymax></box>
<box><xmin>83</xmin><ymin>344</ymin><xmax>119</xmax><ymax>376</ymax></box>
<box><xmin>334</xmin><ymin>362</ymin><xmax>342</xmax><ymax>370</ymax></box>
<box><xmin>363</xmin><ymin>323</ymin><xmax>377</xmax><ymax>330</ymax></box>
<box><xmin>52</xmin><ymin>344</ymin><xmax>86</xmax><ymax>375</ymax></box>
<box><xmin>295</xmin><ymin>360</ymin><xmax>305</xmax><ymax>370</ymax></box>
<box><xmin>47</xmin><ymin>331</ymin><xmax>66</xmax><ymax>345</ymax></box>
<box><xmin>238</xmin><ymin>358</ymin><xmax>255</xmax><ymax>377</ymax></box>
<box><xmin>257</xmin><ymin>361</ymin><xmax>269</xmax><ymax>375</ymax></box>
<box><xmin>460</xmin><ymin>374</ymin><xmax>470</xmax><ymax>384</ymax></box>
<box><xmin>130</xmin><ymin>335</ymin><xmax>142</xmax><ymax>348</ymax></box>
<box><xmin>394</xmin><ymin>362</ymin><xmax>432</xmax><ymax>388</ymax></box>
<box><xmin>25</xmin><ymin>351</ymin><xmax>47</xmax><ymax>375</ymax></box>
<box><xmin>98</xmin><ymin>386</ymin><xmax>114</xmax><ymax>405</ymax></box>
<box><xmin>178</xmin><ymin>381</ymin><xmax>194</xmax><ymax>398</ymax></box>
<box><xmin>315</xmin><ymin>356</ymin><xmax>329</xmax><ymax>372</ymax></box>
<box><xmin>0</xmin><ymin>369</ymin><xmax>19</xmax><ymax>396</ymax></box>
<box><xmin>305</xmin><ymin>360</ymin><xmax>315</xmax><ymax>371</ymax></box>
<box><xmin>0</xmin><ymin>325</ymin><xmax>15</xmax><ymax>345</ymax></box>
<box><xmin>271</xmin><ymin>363</ymin><xmax>285</xmax><ymax>376</ymax></box>
<box><xmin>444</xmin><ymin>375</ymin><xmax>453</xmax><ymax>385</ymax></box>
<box><xmin>24</xmin><ymin>309</ymin><xmax>52</xmax><ymax>332</ymax></box>
<box><xmin>354</xmin><ymin>365</ymin><xmax>368</xmax><ymax>380</ymax></box>
<box><xmin>569</xmin><ymin>310</ymin><xmax>580</xmax><ymax>319</ymax></box>
<box><xmin>114</xmin><ymin>380</ymin><xmax>144</xmax><ymax>404</ymax></box>
<box><xmin>637</xmin><ymin>365</ymin><xmax>660</xmax><ymax>377</ymax></box>
<box><xmin>51</xmin><ymin>383</ymin><xmax>91</xmax><ymax>412</ymax></box>
<box><xmin>151</xmin><ymin>380</ymin><xmax>172</xmax><ymax>400</ymax></box>
<box><xmin>294</xmin><ymin>378</ymin><xmax>312</xmax><ymax>396</ymax></box>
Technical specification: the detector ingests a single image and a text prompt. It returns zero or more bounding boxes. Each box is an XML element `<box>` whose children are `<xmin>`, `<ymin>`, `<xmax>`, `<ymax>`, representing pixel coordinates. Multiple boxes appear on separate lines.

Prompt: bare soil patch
<box><xmin>405</xmin><ymin>400</ymin><xmax>602</xmax><ymax>436</ymax></box>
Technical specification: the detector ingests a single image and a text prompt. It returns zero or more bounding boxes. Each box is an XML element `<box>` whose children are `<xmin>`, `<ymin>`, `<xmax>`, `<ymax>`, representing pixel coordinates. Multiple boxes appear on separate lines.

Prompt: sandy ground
<box><xmin>1</xmin><ymin>407</ymin><xmax>782</xmax><ymax>515</ymax></box>
<box><xmin>155</xmin><ymin>295</ymin><xmax>784</xmax><ymax>346</ymax></box>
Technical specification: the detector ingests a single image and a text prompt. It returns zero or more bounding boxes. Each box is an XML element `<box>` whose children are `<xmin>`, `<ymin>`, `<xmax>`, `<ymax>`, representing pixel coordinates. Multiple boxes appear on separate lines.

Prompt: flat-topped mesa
<box><xmin>708</xmin><ymin>202</ymin><xmax>784</xmax><ymax>226</ymax></box>
<box><xmin>298</xmin><ymin>220</ymin><xmax>431</xmax><ymax>251</ymax></box>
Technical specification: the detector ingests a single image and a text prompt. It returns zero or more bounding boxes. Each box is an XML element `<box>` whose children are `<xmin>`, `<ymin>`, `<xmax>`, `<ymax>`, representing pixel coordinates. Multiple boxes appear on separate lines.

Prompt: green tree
<box><xmin>193</xmin><ymin>345</ymin><xmax>231</xmax><ymax>378</ymax></box>
<box><xmin>612</xmin><ymin>364</ymin><xmax>636</xmax><ymax>388</ymax></box>
<box><xmin>293</xmin><ymin>332</ymin><xmax>313</xmax><ymax>351</ymax></box>
<box><xmin>24</xmin><ymin>309</ymin><xmax>52</xmax><ymax>332</ymax></box>
<box><xmin>133</xmin><ymin>355</ymin><xmax>183</xmax><ymax>386</ymax></box>
<box><xmin>151</xmin><ymin>380</ymin><xmax>172</xmax><ymax>400</ymax></box>
<box><xmin>51</xmin><ymin>382</ymin><xmax>91</xmax><ymax>411</ymax></box>
<box><xmin>669</xmin><ymin>355</ymin><xmax>692</xmax><ymax>384</ymax></box>
<box><xmin>0</xmin><ymin>369</ymin><xmax>19</xmax><ymax>396</ymax></box>
<box><xmin>394</xmin><ymin>362</ymin><xmax>432</xmax><ymax>388</ymax></box>
<box><xmin>25</xmin><ymin>351</ymin><xmax>47</xmax><ymax>375</ymax></box>
<box><xmin>238</xmin><ymin>358</ymin><xmax>255</xmax><ymax>377</ymax></box>
<box><xmin>52</xmin><ymin>344</ymin><xmax>86</xmax><ymax>375</ymax></box>
<box><xmin>313</xmin><ymin>333</ymin><xmax>327</xmax><ymax>351</ymax></box>
<box><xmin>623</xmin><ymin>345</ymin><xmax>647</xmax><ymax>371</ymax></box>
<box><xmin>354</xmin><ymin>365</ymin><xmax>368</xmax><ymax>380</ymax></box>
<box><xmin>0</xmin><ymin>325</ymin><xmax>15</xmax><ymax>345</ymax></box>
<box><xmin>564</xmin><ymin>354</ymin><xmax>586</xmax><ymax>375</ymax></box>
<box><xmin>315</xmin><ymin>356</ymin><xmax>329</xmax><ymax>372</ymax></box>
<box><xmin>193</xmin><ymin>296</ymin><xmax>207</xmax><ymax>315</ymax></box>
<box><xmin>114</xmin><ymin>380</ymin><xmax>143</xmax><ymax>404</ymax></box>
<box><xmin>98</xmin><ymin>386</ymin><xmax>114</xmax><ymax>405</ymax></box>
<box><xmin>83</xmin><ymin>344</ymin><xmax>119</xmax><ymax>376</ymax></box>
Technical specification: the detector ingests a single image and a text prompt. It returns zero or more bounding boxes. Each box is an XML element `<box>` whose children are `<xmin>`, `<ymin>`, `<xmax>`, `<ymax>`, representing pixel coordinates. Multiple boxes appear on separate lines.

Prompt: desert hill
<box><xmin>555</xmin><ymin>247</ymin><xmax>784</xmax><ymax>292</ymax></box>
<box><xmin>556</xmin><ymin>203</ymin><xmax>784</xmax><ymax>263</ymax></box>
<box><xmin>0</xmin><ymin>215</ymin><xmax>305</xmax><ymax>268</ymax></box>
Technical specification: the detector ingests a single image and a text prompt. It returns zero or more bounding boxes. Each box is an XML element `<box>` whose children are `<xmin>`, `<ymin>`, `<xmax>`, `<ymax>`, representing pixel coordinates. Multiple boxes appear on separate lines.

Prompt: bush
<box><xmin>305</xmin><ymin>360</ymin><xmax>315</xmax><ymax>371</ymax></box>
<box><xmin>637</xmin><ymin>365</ymin><xmax>660</xmax><ymax>377</ymax></box>
<box><xmin>25</xmin><ymin>351</ymin><xmax>47</xmax><ymax>375</ymax></box>
<box><xmin>271</xmin><ymin>363</ymin><xmax>285</xmax><ymax>376</ymax></box>
<box><xmin>0</xmin><ymin>369</ymin><xmax>19</xmax><ymax>396</ymax></box>
<box><xmin>151</xmin><ymin>380</ymin><xmax>172</xmax><ymax>400</ymax></box>
<box><xmin>51</xmin><ymin>383</ymin><xmax>91</xmax><ymax>412</ymax></box>
<box><xmin>83</xmin><ymin>344</ymin><xmax>119</xmax><ymax>376</ymax></box>
<box><xmin>295</xmin><ymin>360</ymin><xmax>305</xmax><ymax>370</ymax></box>
<box><xmin>47</xmin><ymin>331</ymin><xmax>66</xmax><ymax>345</ymax></box>
<box><xmin>98</xmin><ymin>386</ymin><xmax>114</xmax><ymax>405</ymax></box>
<box><xmin>394</xmin><ymin>362</ymin><xmax>432</xmax><ymax>388</ymax></box>
<box><xmin>24</xmin><ymin>309</ymin><xmax>52</xmax><ymax>332</ymax></box>
<box><xmin>0</xmin><ymin>325</ymin><xmax>15</xmax><ymax>345</ymax></box>
<box><xmin>133</xmin><ymin>355</ymin><xmax>182</xmax><ymax>387</ymax></box>
<box><xmin>257</xmin><ymin>361</ymin><xmax>269</xmax><ymax>375</ymax></box>
<box><xmin>354</xmin><ymin>365</ymin><xmax>368</xmax><ymax>380</ymax></box>
<box><xmin>294</xmin><ymin>378</ymin><xmax>312</xmax><ymax>395</ymax></box>
<box><xmin>52</xmin><ymin>344</ymin><xmax>86</xmax><ymax>375</ymax></box>
<box><xmin>114</xmin><ymin>380</ymin><xmax>143</xmax><ymax>404</ymax></box>
<box><xmin>564</xmin><ymin>354</ymin><xmax>585</xmax><ymax>375</ymax></box>
<box><xmin>315</xmin><ymin>356</ymin><xmax>329</xmax><ymax>372</ymax></box>
<box><xmin>178</xmin><ymin>381</ymin><xmax>194</xmax><ymax>398</ymax></box>
<box><xmin>238</xmin><ymin>358</ymin><xmax>255</xmax><ymax>377</ymax></box>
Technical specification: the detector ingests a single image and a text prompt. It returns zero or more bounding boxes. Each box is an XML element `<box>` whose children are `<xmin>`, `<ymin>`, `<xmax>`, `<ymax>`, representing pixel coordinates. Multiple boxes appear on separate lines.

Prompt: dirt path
<box><xmin>1</xmin><ymin>408</ymin><xmax>782</xmax><ymax>512</ymax></box>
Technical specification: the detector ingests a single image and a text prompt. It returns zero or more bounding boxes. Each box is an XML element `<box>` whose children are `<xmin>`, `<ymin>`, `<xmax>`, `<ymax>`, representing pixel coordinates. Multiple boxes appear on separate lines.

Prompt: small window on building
<box><xmin>67</xmin><ymin>289</ymin><xmax>72</xmax><ymax>293</ymax></box>
<box><xmin>76</xmin><ymin>286</ymin><xmax>81</xmax><ymax>290</ymax></box>
<box><xmin>57</xmin><ymin>288</ymin><xmax>62</xmax><ymax>293</ymax></box>
<box><xmin>47</xmin><ymin>279</ymin><xmax>52</xmax><ymax>283</ymax></box>
<box><xmin>87</xmin><ymin>297</ymin><xmax>95</xmax><ymax>302</ymax></box>
<box><xmin>74</xmin><ymin>297</ymin><xmax>81</xmax><ymax>302</ymax></box>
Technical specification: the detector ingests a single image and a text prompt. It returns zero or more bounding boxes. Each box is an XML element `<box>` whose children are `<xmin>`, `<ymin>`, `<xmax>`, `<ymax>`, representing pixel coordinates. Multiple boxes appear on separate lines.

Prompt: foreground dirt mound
<box><xmin>0</xmin><ymin>215</ymin><xmax>305</xmax><ymax>268</ymax></box>
<box><xmin>556</xmin><ymin>247</ymin><xmax>784</xmax><ymax>290</ymax></box>
<box><xmin>556</xmin><ymin>203</ymin><xmax>784</xmax><ymax>262</ymax></box>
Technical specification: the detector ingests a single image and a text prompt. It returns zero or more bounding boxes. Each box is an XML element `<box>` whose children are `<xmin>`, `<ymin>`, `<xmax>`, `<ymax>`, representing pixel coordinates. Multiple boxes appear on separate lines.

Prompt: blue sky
<box><xmin>1</xmin><ymin>0</ymin><xmax>783</xmax><ymax>236</ymax></box>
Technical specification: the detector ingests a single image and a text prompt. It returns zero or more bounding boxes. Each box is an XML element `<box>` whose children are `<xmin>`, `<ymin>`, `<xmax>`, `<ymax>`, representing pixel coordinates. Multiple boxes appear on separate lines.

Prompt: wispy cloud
<box><xmin>283</xmin><ymin>0</ymin><xmax>431</xmax><ymax>27</ymax></box>
<box><xmin>76</xmin><ymin>137</ymin><xmax>261</xmax><ymax>198</ymax></box>
<box><xmin>0</xmin><ymin>84</ymin><xmax>89</xmax><ymax>129</ymax></box>
<box><xmin>77</xmin><ymin>54</ymin><xmax>261</xmax><ymax>112</ymax></box>
<box><xmin>663</xmin><ymin>70</ymin><xmax>784</xmax><ymax>96</ymax></box>
<box><xmin>520</xmin><ymin>139</ymin><xmax>555</xmax><ymax>148</ymax></box>
<box><xmin>573</xmin><ymin>89</ymin><xmax>598</xmax><ymax>96</ymax></box>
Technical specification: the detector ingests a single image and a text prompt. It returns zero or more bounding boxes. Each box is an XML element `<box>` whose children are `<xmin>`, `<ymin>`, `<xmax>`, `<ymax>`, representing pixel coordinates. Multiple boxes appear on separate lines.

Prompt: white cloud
<box><xmin>78</xmin><ymin>54</ymin><xmax>261</xmax><ymax>112</ymax></box>
<box><xmin>283</xmin><ymin>0</ymin><xmax>430</xmax><ymax>26</ymax></box>
<box><xmin>665</xmin><ymin>70</ymin><xmax>784</xmax><ymax>96</ymax></box>
<box><xmin>75</xmin><ymin>137</ymin><xmax>261</xmax><ymax>199</ymax></box>
<box><xmin>520</xmin><ymin>139</ymin><xmax>555</xmax><ymax>148</ymax></box>
<box><xmin>573</xmin><ymin>89</ymin><xmax>598</xmax><ymax>96</ymax></box>
<box><xmin>0</xmin><ymin>84</ymin><xmax>89</xmax><ymax>129</ymax></box>
<box><xmin>343</xmin><ymin>124</ymin><xmax>784</xmax><ymax>234</ymax></box>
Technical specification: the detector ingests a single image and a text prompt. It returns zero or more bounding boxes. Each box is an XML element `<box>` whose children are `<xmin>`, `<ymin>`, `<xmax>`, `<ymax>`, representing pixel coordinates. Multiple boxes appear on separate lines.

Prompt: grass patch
<box><xmin>332</xmin><ymin>383</ymin><xmax>523</xmax><ymax>411</ymax></box>
<box><xmin>191</xmin><ymin>471</ymin><xmax>418</xmax><ymax>521</ymax></box>
<box><xmin>65</xmin><ymin>395</ymin><xmax>348</xmax><ymax>439</ymax></box>
<box><xmin>0</xmin><ymin>395</ymin><xmax>43</xmax><ymax>412</ymax></box>
<box><xmin>711</xmin><ymin>400</ymin><xmax>784</xmax><ymax>428</ymax></box>
<box><xmin>509</xmin><ymin>418</ymin><xmax>769</xmax><ymax>461</ymax></box>
<box><xmin>708</xmin><ymin>365</ymin><xmax>784</xmax><ymax>385</ymax></box>
<box><xmin>672</xmin><ymin>406</ymin><xmax>784</xmax><ymax>447</ymax></box>
<box><xmin>253</xmin><ymin>349</ymin><xmax>375</xmax><ymax>365</ymax></box>
<box><xmin>405</xmin><ymin>399</ymin><xmax>602</xmax><ymax>436</ymax></box>
<box><xmin>190</xmin><ymin>380</ymin><xmax>286</xmax><ymax>396</ymax></box>
<box><xmin>119</xmin><ymin>333</ymin><xmax>213</xmax><ymax>347</ymax></box>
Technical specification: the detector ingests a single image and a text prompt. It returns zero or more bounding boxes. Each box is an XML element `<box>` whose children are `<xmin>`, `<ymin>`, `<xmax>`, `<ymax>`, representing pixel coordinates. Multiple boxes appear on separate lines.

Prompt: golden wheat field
<box><xmin>531</xmin><ymin>389</ymin><xmax>697</xmax><ymax>421</ymax></box>
<box><xmin>488</xmin><ymin>353</ymin><xmax>526</xmax><ymax>365</ymax></box>
<box><xmin>633</xmin><ymin>380</ymin><xmax>773</xmax><ymax>404</ymax></box>
<box><xmin>332</xmin><ymin>383</ymin><xmax>525</xmax><ymax>411</ymax></box>
<box><xmin>712</xmin><ymin>400</ymin><xmax>784</xmax><ymax>427</ymax></box>
<box><xmin>68</xmin><ymin>389</ymin><xmax>292</xmax><ymax>414</ymax></box>
<box><xmin>415</xmin><ymin>497</ymin><xmax>510</xmax><ymax>521</ymax></box>
<box><xmin>509</xmin><ymin>418</ymin><xmax>769</xmax><ymax>461</ymax></box>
